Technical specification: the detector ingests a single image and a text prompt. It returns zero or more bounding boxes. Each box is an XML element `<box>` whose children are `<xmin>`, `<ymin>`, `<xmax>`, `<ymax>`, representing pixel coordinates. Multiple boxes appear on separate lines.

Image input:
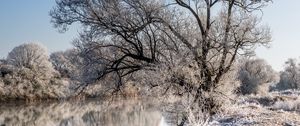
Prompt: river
<box><xmin>0</xmin><ymin>98</ymin><xmax>182</xmax><ymax>126</ymax></box>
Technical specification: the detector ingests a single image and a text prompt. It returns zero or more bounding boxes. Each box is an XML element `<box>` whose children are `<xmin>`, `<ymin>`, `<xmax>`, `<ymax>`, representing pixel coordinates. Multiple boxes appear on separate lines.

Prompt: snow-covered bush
<box><xmin>238</xmin><ymin>58</ymin><xmax>278</xmax><ymax>95</ymax></box>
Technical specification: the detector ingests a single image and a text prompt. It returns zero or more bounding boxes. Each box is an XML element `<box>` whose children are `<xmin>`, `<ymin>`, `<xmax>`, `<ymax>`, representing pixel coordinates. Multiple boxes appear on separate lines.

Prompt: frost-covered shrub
<box><xmin>237</xmin><ymin>58</ymin><xmax>278</xmax><ymax>95</ymax></box>
<box><xmin>0</xmin><ymin>67</ymin><xmax>69</xmax><ymax>100</ymax></box>
<box><xmin>272</xmin><ymin>97</ymin><xmax>300</xmax><ymax>112</ymax></box>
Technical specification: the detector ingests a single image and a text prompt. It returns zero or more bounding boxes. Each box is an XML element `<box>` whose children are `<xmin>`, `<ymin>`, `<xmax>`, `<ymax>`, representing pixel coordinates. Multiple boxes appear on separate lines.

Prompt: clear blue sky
<box><xmin>0</xmin><ymin>0</ymin><xmax>298</xmax><ymax>71</ymax></box>
<box><xmin>0</xmin><ymin>0</ymin><xmax>78</xmax><ymax>58</ymax></box>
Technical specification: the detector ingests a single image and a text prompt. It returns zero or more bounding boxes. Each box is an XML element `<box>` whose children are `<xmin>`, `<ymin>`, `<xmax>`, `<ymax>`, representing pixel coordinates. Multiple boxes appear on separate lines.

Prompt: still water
<box><xmin>0</xmin><ymin>99</ymin><xmax>178</xmax><ymax>126</ymax></box>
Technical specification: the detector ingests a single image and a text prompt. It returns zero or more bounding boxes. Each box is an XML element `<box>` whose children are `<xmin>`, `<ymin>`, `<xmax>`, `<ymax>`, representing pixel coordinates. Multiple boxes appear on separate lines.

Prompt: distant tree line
<box><xmin>1</xmin><ymin>42</ymin><xmax>298</xmax><ymax>99</ymax></box>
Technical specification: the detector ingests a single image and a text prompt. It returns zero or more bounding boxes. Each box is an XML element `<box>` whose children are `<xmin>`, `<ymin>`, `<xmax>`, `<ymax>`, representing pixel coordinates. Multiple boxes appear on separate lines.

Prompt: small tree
<box><xmin>7</xmin><ymin>43</ymin><xmax>54</xmax><ymax>79</ymax></box>
<box><xmin>276</xmin><ymin>58</ymin><xmax>300</xmax><ymax>90</ymax></box>
<box><xmin>238</xmin><ymin>58</ymin><xmax>278</xmax><ymax>95</ymax></box>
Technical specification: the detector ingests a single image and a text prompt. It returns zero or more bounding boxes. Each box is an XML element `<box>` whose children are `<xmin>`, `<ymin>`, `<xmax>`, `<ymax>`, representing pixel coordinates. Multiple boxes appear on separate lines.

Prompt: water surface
<box><xmin>0</xmin><ymin>99</ymin><xmax>174</xmax><ymax>126</ymax></box>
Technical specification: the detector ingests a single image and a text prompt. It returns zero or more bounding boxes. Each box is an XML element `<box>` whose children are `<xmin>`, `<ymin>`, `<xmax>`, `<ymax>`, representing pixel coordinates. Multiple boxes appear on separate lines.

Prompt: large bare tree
<box><xmin>50</xmin><ymin>0</ymin><xmax>271</xmax><ymax>102</ymax></box>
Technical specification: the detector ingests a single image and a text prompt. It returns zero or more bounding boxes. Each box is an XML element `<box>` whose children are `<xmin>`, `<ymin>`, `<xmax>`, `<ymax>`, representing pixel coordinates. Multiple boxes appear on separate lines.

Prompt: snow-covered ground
<box><xmin>208</xmin><ymin>90</ymin><xmax>300</xmax><ymax>126</ymax></box>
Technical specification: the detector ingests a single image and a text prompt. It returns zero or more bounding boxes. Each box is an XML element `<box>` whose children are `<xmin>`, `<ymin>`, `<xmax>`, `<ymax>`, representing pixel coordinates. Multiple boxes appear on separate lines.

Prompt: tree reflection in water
<box><xmin>0</xmin><ymin>99</ymin><xmax>170</xmax><ymax>126</ymax></box>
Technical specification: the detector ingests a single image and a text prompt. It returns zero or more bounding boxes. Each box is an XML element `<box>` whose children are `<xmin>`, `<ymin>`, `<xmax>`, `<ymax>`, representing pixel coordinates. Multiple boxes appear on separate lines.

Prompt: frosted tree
<box><xmin>0</xmin><ymin>43</ymin><xmax>70</xmax><ymax>100</ymax></box>
<box><xmin>276</xmin><ymin>58</ymin><xmax>300</xmax><ymax>90</ymax></box>
<box><xmin>50</xmin><ymin>0</ymin><xmax>272</xmax><ymax>115</ymax></box>
<box><xmin>7</xmin><ymin>43</ymin><xmax>54</xmax><ymax>79</ymax></box>
<box><xmin>238</xmin><ymin>58</ymin><xmax>278</xmax><ymax>95</ymax></box>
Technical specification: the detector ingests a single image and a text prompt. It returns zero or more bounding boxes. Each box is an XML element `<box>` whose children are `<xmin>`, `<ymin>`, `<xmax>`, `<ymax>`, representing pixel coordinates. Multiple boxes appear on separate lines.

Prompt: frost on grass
<box><xmin>204</xmin><ymin>91</ymin><xmax>300</xmax><ymax>126</ymax></box>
